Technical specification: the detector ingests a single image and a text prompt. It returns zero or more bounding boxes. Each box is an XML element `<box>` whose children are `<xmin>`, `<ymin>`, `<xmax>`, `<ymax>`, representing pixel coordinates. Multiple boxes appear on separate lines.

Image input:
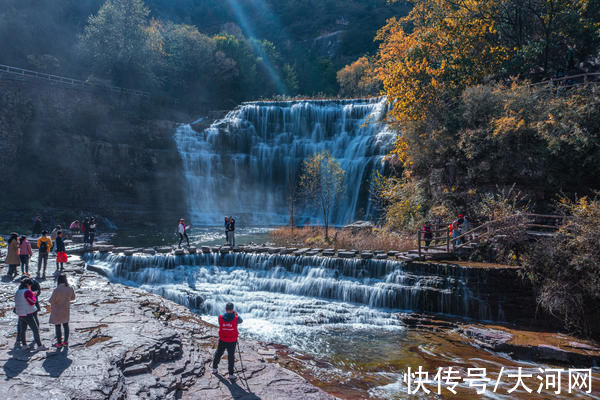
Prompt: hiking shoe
<box><xmin>211</xmin><ymin>368</ymin><xmax>218</xmax><ymax>374</ymax></box>
<box><xmin>62</xmin><ymin>342</ymin><xmax>68</xmax><ymax>347</ymax></box>
<box><xmin>53</xmin><ymin>342</ymin><xmax>62</xmax><ymax>348</ymax></box>
<box><xmin>228</xmin><ymin>374</ymin><xmax>237</xmax><ymax>380</ymax></box>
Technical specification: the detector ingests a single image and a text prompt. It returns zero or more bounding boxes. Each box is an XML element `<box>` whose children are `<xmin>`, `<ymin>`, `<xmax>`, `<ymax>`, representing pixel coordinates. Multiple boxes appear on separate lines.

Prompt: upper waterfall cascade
<box><xmin>174</xmin><ymin>98</ymin><xmax>395</xmax><ymax>226</ymax></box>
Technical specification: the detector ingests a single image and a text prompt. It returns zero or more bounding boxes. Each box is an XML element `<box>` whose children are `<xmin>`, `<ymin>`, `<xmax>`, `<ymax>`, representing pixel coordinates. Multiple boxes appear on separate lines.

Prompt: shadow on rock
<box><xmin>215</xmin><ymin>374</ymin><xmax>261</xmax><ymax>400</ymax></box>
<box><xmin>42</xmin><ymin>347</ymin><xmax>72</xmax><ymax>377</ymax></box>
<box><xmin>3</xmin><ymin>347</ymin><xmax>32</xmax><ymax>380</ymax></box>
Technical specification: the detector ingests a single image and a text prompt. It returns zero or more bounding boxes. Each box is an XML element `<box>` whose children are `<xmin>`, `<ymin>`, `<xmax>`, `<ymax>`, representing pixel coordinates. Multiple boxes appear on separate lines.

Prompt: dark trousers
<box><xmin>54</xmin><ymin>323</ymin><xmax>69</xmax><ymax>343</ymax></box>
<box><xmin>83</xmin><ymin>232</ymin><xmax>89</xmax><ymax>244</ymax></box>
<box><xmin>18</xmin><ymin>313</ymin><xmax>42</xmax><ymax>346</ymax></box>
<box><xmin>178</xmin><ymin>233</ymin><xmax>189</xmax><ymax>248</ymax></box>
<box><xmin>8</xmin><ymin>264</ymin><xmax>18</xmax><ymax>276</ymax></box>
<box><xmin>228</xmin><ymin>231</ymin><xmax>235</xmax><ymax>247</ymax></box>
<box><xmin>20</xmin><ymin>255</ymin><xmax>30</xmax><ymax>274</ymax></box>
<box><xmin>212</xmin><ymin>340</ymin><xmax>237</xmax><ymax>375</ymax></box>
<box><xmin>89</xmin><ymin>232</ymin><xmax>95</xmax><ymax>245</ymax></box>
<box><xmin>37</xmin><ymin>252</ymin><xmax>48</xmax><ymax>275</ymax></box>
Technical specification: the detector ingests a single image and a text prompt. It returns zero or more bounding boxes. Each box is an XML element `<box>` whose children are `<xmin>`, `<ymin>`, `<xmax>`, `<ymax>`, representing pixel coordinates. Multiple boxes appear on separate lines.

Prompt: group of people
<box><xmin>421</xmin><ymin>214</ymin><xmax>471</xmax><ymax>248</ymax></box>
<box><xmin>14</xmin><ymin>274</ymin><xmax>76</xmax><ymax>351</ymax></box>
<box><xmin>5</xmin><ymin>230</ymin><xmax>67</xmax><ymax>279</ymax></box>
<box><xmin>68</xmin><ymin>217</ymin><xmax>97</xmax><ymax>246</ymax></box>
<box><xmin>224</xmin><ymin>216</ymin><xmax>236</xmax><ymax>247</ymax></box>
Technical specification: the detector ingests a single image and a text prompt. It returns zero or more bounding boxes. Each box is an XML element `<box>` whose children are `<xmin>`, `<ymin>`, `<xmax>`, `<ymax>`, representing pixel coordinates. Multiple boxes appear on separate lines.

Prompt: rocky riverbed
<box><xmin>0</xmin><ymin>257</ymin><xmax>334</xmax><ymax>400</ymax></box>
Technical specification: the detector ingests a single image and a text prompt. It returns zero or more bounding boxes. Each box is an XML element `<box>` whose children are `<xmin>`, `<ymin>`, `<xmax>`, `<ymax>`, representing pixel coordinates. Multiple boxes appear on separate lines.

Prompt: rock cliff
<box><xmin>0</xmin><ymin>80</ymin><xmax>185</xmax><ymax>225</ymax></box>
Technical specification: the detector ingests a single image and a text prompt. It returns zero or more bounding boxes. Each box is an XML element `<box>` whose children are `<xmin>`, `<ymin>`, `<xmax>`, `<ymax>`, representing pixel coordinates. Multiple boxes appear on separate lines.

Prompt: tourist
<box><xmin>178</xmin><ymin>218</ymin><xmax>190</xmax><ymax>248</ymax></box>
<box><xmin>55</xmin><ymin>231</ymin><xmax>67</xmax><ymax>271</ymax></box>
<box><xmin>37</xmin><ymin>230</ymin><xmax>52</xmax><ymax>278</ymax></box>
<box><xmin>5</xmin><ymin>233</ymin><xmax>20</xmax><ymax>278</ymax></box>
<box><xmin>50</xmin><ymin>225</ymin><xmax>62</xmax><ymax>254</ymax></box>
<box><xmin>224</xmin><ymin>216</ymin><xmax>230</xmax><ymax>244</ymax></box>
<box><xmin>32</xmin><ymin>216</ymin><xmax>42</xmax><ymax>235</ymax></box>
<box><xmin>89</xmin><ymin>217</ymin><xmax>97</xmax><ymax>246</ymax></box>
<box><xmin>212</xmin><ymin>302</ymin><xmax>243</xmax><ymax>379</ymax></box>
<box><xmin>19</xmin><ymin>235</ymin><xmax>33</xmax><ymax>275</ymax></box>
<box><xmin>461</xmin><ymin>215</ymin><xmax>471</xmax><ymax>240</ymax></box>
<box><xmin>82</xmin><ymin>218</ymin><xmax>90</xmax><ymax>245</ymax></box>
<box><xmin>423</xmin><ymin>222</ymin><xmax>433</xmax><ymax>250</ymax></box>
<box><xmin>452</xmin><ymin>215</ymin><xmax>464</xmax><ymax>245</ymax></box>
<box><xmin>228</xmin><ymin>216</ymin><xmax>236</xmax><ymax>247</ymax></box>
<box><xmin>15</xmin><ymin>278</ymin><xmax>45</xmax><ymax>351</ymax></box>
<box><xmin>49</xmin><ymin>274</ymin><xmax>76</xmax><ymax>348</ymax></box>
<box><xmin>29</xmin><ymin>276</ymin><xmax>42</xmax><ymax>328</ymax></box>
<box><xmin>69</xmin><ymin>220</ymin><xmax>80</xmax><ymax>234</ymax></box>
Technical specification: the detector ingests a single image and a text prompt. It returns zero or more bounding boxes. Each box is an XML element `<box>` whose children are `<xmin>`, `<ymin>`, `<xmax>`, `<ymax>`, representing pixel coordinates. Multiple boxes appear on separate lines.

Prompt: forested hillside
<box><xmin>0</xmin><ymin>0</ymin><xmax>408</xmax><ymax>111</ymax></box>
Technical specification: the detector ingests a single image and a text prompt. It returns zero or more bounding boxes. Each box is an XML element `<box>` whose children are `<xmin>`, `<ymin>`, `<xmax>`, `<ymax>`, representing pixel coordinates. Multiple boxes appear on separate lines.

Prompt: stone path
<box><xmin>0</xmin><ymin>257</ymin><xmax>334</xmax><ymax>400</ymax></box>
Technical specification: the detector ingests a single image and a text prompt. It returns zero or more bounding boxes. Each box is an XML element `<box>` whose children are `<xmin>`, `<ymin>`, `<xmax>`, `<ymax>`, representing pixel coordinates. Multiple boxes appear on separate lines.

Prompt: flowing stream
<box><xmin>82</xmin><ymin>250</ymin><xmax>593</xmax><ymax>399</ymax></box>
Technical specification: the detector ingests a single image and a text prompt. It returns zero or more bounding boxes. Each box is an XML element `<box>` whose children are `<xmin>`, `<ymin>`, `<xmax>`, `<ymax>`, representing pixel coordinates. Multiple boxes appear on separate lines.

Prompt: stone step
<box><xmin>338</xmin><ymin>251</ymin><xmax>355</xmax><ymax>258</ymax></box>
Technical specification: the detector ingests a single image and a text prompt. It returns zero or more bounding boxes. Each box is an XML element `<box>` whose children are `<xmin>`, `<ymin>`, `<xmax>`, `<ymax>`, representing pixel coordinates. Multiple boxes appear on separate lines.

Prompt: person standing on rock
<box><xmin>69</xmin><ymin>219</ymin><xmax>80</xmax><ymax>234</ymax></box>
<box><xmin>49</xmin><ymin>274</ymin><xmax>76</xmax><ymax>348</ymax></box>
<box><xmin>50</xmin><ymin>225</ymin><xmax>62</xmax><ymax>254</ymax></box>
<box><xmin>37</xmin><ymin>230</ymin><xmax>52</xmax><ymax>278</ymax></box>
<box><xmin>55</xmin><ymin>231</ymin><xmax>67</xmax><ymax>271</ymax></box>
<box><xmin>423</xmin><ymin>222</ymin><xmax>433</xmax><ymax>250</ymax></box>
<box><xmin>14</xmin><ymin>278</ymin><xmax>45</xmax><ymax>351</ymax></box>
<box><xmin>178</xmin><ymin>218</ymin><xmax>191</xmax><ymax>248</ymax></box>
<box><xmin>89</xmin><ymin>217</ymin><xmax>97</xmax><ymax>246</ymax></box>
<box><xmin>227</xmin><ymin>216</ymin><xmax>236</xmax><ymax>247</ymax></box>
<box><xmin>224</xmin><ymin>216</ymin><xmax>230</xmax><ymax>244</ymax></box>
<box><xmin>5</xmin><ymin>233</ymin><xmax>20</xmax><ymax>278</ymax></box>
<box><xmin>19</xmin><ymin>235</ymin><xmax>33</xmax><ymax>275</ymax></box>
<box><xmin>212</xmin><ymin>302</ymin><xmax>243</xmax><ymax>380</ymax></box>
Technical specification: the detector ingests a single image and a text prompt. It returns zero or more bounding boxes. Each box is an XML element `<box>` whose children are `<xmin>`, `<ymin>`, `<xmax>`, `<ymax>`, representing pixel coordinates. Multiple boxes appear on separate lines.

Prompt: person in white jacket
<box><xmin>178</xmin><ymin>218</ymin><xmax>191</xmax><ymax>248</ymax></box>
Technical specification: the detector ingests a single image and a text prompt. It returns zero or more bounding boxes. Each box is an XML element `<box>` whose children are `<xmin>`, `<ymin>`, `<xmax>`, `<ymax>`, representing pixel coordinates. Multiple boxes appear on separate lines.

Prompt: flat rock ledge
<box><xmin>0</xmin><ymin>267</ymin><xmax>334</xmax><ymax>400</ymax></box>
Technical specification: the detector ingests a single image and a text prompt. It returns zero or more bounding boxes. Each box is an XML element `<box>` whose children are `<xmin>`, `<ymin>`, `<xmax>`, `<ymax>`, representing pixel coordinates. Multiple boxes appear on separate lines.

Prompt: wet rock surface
<box><xmin>0</xmin><ymin>260</ymin><xmax>334</xmax><ymax>399</ymax></box>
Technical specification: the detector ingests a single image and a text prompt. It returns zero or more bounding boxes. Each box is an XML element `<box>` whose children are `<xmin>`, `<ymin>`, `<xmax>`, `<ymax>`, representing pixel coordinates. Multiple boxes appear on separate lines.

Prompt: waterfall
<box><xmin>174</xmin><ymin>98</ymin><xmax>395</xmax><ymax>226</ymax></box>
<box><xmin>84</xmin><ymin>252</ymin><xmax>511</xmax><ymax>323</ymax></box>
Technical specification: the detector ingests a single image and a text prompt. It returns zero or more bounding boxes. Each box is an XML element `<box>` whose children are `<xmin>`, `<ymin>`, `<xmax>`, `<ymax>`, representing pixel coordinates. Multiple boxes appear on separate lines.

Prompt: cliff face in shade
<box><xmin>0</xmin><ymin>80</ymin><xmax>185</xmax><ymax>224</ymax></box>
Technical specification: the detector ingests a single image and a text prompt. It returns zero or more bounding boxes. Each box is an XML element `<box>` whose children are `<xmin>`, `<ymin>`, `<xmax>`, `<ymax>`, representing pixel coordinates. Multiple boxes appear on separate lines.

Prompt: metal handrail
<box><xmin>0</xmin><ymin>64</ymin><xmax>149</xmax><ymax>97</ymax></box>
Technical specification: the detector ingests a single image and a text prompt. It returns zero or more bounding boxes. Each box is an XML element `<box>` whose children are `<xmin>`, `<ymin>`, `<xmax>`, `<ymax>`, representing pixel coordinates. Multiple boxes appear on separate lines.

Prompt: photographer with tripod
<box><xmin>212</xmin><ymin>302</ymin><xmax>243</xmax><ymax>380</ymax></box>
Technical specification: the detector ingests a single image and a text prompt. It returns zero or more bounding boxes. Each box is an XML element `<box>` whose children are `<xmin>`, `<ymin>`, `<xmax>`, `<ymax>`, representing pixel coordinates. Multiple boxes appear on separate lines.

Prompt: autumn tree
<box><xmin>299</xmin><ymin>151</ymin><xmax>346</xmax><ymax>241</ymax></box>
<box><xmin>337</xmin><ymin>56</ymin><xmax>381</xmax><ymax>97</ymax></box>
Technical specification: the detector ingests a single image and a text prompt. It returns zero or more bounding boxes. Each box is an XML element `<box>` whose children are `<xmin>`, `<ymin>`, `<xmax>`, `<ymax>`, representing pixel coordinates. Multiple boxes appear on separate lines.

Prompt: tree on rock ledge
<box><xmin>299</xmin><ymin>151</ymin><xmax>346</xmax><ymax>241</ymax></box>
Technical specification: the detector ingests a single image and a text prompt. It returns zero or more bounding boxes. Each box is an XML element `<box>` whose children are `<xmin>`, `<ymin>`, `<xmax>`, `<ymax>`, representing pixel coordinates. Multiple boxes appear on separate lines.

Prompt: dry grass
<box><xmin>269</xmin><ymin>226</ymin><xmax>415</xmax><ymax>252</ymax></box>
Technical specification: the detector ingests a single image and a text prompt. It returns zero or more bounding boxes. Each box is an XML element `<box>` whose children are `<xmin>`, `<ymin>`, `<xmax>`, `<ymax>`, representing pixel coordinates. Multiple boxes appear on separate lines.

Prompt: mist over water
<box><xmin>174</xmin><ymin>98</ymin><xmax>395</xmax><ymax>226</ymax></box>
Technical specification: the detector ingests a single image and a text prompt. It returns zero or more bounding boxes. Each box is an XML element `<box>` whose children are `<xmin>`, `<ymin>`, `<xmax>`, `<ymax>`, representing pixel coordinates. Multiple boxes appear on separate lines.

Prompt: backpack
<box><xmin>39</xmin><ymin>239</ymin><xmax>48</xmax><ymax>253</ymax></box>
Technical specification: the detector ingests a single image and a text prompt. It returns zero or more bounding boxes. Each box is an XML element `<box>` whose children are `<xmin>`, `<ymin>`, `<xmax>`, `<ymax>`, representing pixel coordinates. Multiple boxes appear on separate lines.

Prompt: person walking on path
<box><xmin>37</xmin><ymin>230</ymin><xmax>52</xmax><ymax>278</ymax></box>
<box><xmin>227</xmin><ymin>217</ymin><xmax>236</xmax><ymax>247</ymax></box>
<box><xmin>19</xmin><ymin>235</ymin><xmax>33</xmax><ymax>275</ymax></box>
<box><xmin>88</xmin><ymin>217</ymin><xmax>97</xmax><ymax>246</ymax></box>
<box><xmin>32</xmin><ymin>216</ymin><xmax>42</xmax><ymax>235</ymax></box>
<box><xmin>178</xmin><ymin>218</ymin><xmax>191</xmax><ymax>248</ymax></box>
<box><xmin>212</xmin><ymin>302</ymin><xmax>243</xmax><ymax>380</ymax></box>
<box><xmin>55</xmin><ymin>231</ymin><xmax>67</xmax><ymax>271</ymax></box>
<box><xmin>49</xmin><ymin>274</ymin><xmax>76</xmax><ymax>348</ymax></box>
<box><xmin>14</xmin><ymin>278</ymin><xmax>45</xmax><ymax>351</ymax></box>
<box><xmin>50</xmin><ymin>225</ymin><xmax>62</xmax><ymax>254</ymax></box>
<box><xmin>5</xmin><ymin>233</ymin><xmax>20</xmax><ymax>278</ymax></box>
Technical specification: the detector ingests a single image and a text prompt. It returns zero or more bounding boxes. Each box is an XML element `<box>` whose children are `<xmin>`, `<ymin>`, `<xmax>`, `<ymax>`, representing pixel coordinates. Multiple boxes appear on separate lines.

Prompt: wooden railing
<box><xmin>417</xmin><ymin>213</ymin><xmax>567</xmax><ymax>257</ymax></box>
<box><xmin>0</xmin><ymin>64</ymin><xmax>149</xmax><ymax>97</ymax></box>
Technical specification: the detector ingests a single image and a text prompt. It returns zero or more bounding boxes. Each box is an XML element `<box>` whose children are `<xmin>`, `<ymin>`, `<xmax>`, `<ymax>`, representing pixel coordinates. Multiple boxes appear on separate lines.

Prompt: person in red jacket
<box><xmin>211</xmin><ymin>302</ymin><xmax>243</xmax><ymax>379</ymax></box>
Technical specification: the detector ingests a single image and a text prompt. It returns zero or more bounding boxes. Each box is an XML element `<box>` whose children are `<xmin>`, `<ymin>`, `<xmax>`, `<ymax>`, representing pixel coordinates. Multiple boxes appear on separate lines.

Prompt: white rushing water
<box><xmin>174</xmin><ymin>98</ymin><xmax>395</xmax><ymax>226</ymax></box>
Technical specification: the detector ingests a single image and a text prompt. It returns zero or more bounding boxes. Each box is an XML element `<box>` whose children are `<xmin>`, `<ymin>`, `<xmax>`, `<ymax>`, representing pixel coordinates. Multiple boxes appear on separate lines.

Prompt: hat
<box><xmin>42</xmin><ymin>230</ymin><xmax>48</xmax><ymax>235</ymax></box>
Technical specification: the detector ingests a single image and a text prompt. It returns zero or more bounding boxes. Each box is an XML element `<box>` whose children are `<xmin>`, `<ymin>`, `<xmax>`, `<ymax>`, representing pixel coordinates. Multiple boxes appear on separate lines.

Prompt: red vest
<box><xmin>218</xmin><ymin>314</ymin><xmax>239</xmax><ymax>342</ymax></box>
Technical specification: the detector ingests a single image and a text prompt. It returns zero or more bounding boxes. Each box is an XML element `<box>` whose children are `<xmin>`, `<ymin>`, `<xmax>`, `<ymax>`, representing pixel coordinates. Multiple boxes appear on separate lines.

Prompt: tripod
<box><xmin>236</xmin><ymin>341</ymin><xmax>251</xmax><ymax>391</ymax></box>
